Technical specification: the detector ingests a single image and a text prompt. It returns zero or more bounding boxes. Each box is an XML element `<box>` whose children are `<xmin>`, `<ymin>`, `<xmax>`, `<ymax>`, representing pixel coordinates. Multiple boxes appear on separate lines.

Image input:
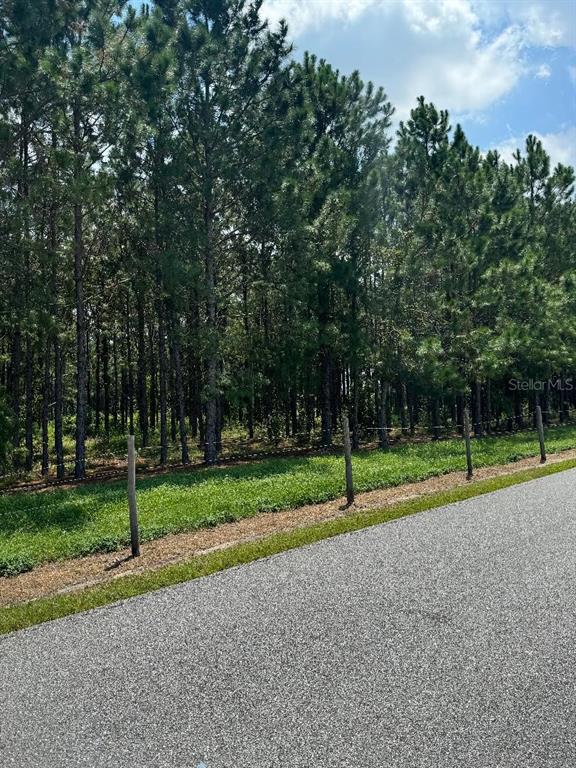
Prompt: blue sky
<box><xmin>262</xmin><ymin>0</ymin><xmax>576</xmax><ymax>167</ymax></box>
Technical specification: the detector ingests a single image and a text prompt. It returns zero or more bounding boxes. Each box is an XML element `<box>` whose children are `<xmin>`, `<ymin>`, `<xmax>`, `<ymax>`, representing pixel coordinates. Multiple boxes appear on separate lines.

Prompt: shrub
<box><xmin>0</xmin><ymin>554</ymin><xmax>34</xmax><ymax>578</ymax></box>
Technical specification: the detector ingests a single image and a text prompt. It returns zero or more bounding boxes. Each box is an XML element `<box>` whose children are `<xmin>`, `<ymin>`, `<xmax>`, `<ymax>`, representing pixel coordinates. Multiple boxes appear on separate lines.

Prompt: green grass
<box><xmin>1</xmin><ymin>424</ymin><xmax>576</xmax><ymax>576</ymax></box>
<box><xmin>1</xmin><ymin>457</ymin><xmax>575</xmax><ymax>636</ymax></box>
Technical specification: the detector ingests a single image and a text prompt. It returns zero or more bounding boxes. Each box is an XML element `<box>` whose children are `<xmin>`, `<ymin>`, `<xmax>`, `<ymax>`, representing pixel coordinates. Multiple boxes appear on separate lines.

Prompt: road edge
<box><xmin>1</xmin><ymin>457</ymin><xmax>575</xmax><ymax>637</ymax></box>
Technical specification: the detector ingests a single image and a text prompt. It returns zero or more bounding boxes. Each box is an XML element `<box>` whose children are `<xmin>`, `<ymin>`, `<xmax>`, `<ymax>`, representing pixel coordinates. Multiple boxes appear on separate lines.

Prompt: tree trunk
<box><xmin>320</xmin><ymin>350</ymin><xmax>332</xmax><ymax>446</ymax></box>
<box><xmin>74</xmin><ymin>199</ymin><xmax>87</xmax><ymax>479</ymax></box>
<box><xmin>170</xmin><ymin>378</ymin><xmax>177</xmax><ymax>444</ymax></box>
<box><xmin>170</xmin><ymin>324</ymin><xmax>189</xmax><ymax>464</ymax></box>
<box><xmin>247</xmin><ymin>377</ymin><xmax>254</xmax><ymax>439</ymax></box>
<box><xmin>431</xmin><ymin>397</ymin><xmax>441</xmax><ymax>440</ymax></box>
<box><xmin>148</xmin><ymin>322</ymin><xmax>157</xmax><ymax>433</ymax></box>
<box><xmin>188</xmin><ymin>351</ymin><xmax>200</xmax><ymax>440</ymax></box>
<box><xmin>102</xmin><ymin>335</ymin><xmax>110</xmax><ymax>438</ymax></box>
<box><xmin>24</xmin><ymin>336</ymin><xmax>33</xmax><ymax>470</ymax></box>
<box><xmin>54</xmin><ymin>336</ymin><xmax>64</xmax><ymax>480</ymax></box>
<box><xmin>542</xmin><ymin>381</ymin><xmax>550</xmax><ymax>426</ymax></box>
<box><xmin>125</xmin><ymin>296</ymin><xmax>134</xmax><ymax>435</ymax></box>
<box><xmin>72</xmin><ymin>97</ymin><xmax>87</xmax><ymax>478</ymax></box>
<box><xmin>11</xmin><ymin>114</ymin><xmax>28</xmax><ymax>460</ymax></box>
<box><xmin>120</xmin><ymin>367</ymin><xmax>127</xmax><ymax>432</ymax></box>
<box><xmin>112</xmin><ymin>333</ymin><xmax>119</xmax><ymax>428</ymax></box>
<box><xmin>305</xmin><ymin>392</ymin><xmax>315</xmax><ymax>435</ymax></box>
<box><xmin>188</xmin><ymin>373</ymin><xmax>196</xmax><ymax>439</ymax></box>
<box><xmin>399</xmin><ymin>380</ymin><xmax>408</xmax><ymax>435</ymax></box>
<box><xmin>457</xmin><ymin>394</ymin><xmax>464</xmax><ymax>436</ymax></box>
<box><xmin>203</xmin><ymin>207</ymin><xmax>219</xmax><ymax>464</ymax></box>
<box><xmin>378</xmin><ymin>380</ymin><xmax>389</xmax><ymax>450</ymax></box>
<box><xmin>86</xmin><ymin>326</ymin><xmax>91</xmax><ymax>433</ymax></box>
<box><xmin>157</xmin><ymin>300</ymin><xmax>168</xmax><ymax>464</ymax></box>
<box><xmin>41</xmin><ymin>341</ymin><xmax>50</xmax><ymax>475</ymax></box>
<box><xmin>351</xmin><ymin>368</ymin><xmax>360</xmax><ymax>449</ymax></box>
<box><xmin>408</xmin><ymin>386</ymin><xmax>417</xmax><ymax>435</ymax></box>
<box><xmin>137</xmin><ymin>295</ymin><xmax>149</xmax><ymax>446</ymax></box>
<box><xmin>473</xmin><ymin>379</ymin><xmax>483</xmax><ymax>438</ymax></box>
<box><xmin>45</xmin><ymin>137</ymin><xmax>58</xmax><ymax>475</ymax></box>
<box><xmin>290</xmin><ymin>388</ymin><xmax>298</xmax><ymax>436</ymax></box>
<box><xmin>9</xmin><ymin>329</ymin><xmax>22</xmax><ymax>453</ymax></box>
<box><xmin>94</xmin><ymin>328</ymin><xmax>101</xmax><ymax>434</ymax></box>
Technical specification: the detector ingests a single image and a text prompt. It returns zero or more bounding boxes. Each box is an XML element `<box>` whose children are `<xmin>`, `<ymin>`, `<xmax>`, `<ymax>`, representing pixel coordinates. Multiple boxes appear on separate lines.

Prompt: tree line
<box><xmin>1</xmin><ymin>0</ymin><xmax>574</xmax><ymax>478</ymax></box>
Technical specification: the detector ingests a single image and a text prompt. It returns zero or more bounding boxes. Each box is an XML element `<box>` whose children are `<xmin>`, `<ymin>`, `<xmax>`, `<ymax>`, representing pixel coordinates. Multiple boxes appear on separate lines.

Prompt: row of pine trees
<box><xmin>1</xmin><ymin>0</ymin><xmax>575</xmax><ymax>477</ymax></box>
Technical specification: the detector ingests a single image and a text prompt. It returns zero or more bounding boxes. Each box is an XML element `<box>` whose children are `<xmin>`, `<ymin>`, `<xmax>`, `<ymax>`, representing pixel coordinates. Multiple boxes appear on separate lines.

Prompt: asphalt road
<box><xmin>1</xmin><ymin>469</ymin><xmax>575</xmax><ymax>768</ymax></box>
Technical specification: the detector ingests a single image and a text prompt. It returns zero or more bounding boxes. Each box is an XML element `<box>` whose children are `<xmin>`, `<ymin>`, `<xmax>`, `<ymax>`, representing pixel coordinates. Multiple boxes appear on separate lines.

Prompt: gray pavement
<box><xmin>1</xmin><ymin>469</ymin><xmax>575</xmax><ymax>768</ymax></box>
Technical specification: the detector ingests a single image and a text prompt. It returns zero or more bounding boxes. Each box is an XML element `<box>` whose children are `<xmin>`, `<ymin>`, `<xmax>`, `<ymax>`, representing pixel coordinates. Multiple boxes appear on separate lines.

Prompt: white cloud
<box><xmin>263</xmin><ymin>0</ymin><xmax>530</xmax><ymax>119</ymax></box>
<box><xmin>474</xmin><ymin>0</ymin><xmax>576</xmax><ymax>48</ymax></box>
<box><xmin>263</xmin><ymin>0</ymin><xmax>375</xmax><ymax>37</ymax></box>
<box><xmin>265</xmin><ymin>0</ymin><xmax>576</xmax><ymax>47</ymax></box>
<box><xmin>534</xmin><ymin>63</ymin><xmax>551</xmax><ymax>79</ymax></box>
<box><xmin>263</xmin><ymin>1</ymin><xmax>574</xmax><ymax>120</ymax></box>
<box><xmin>492</xmin><ymin>127</ymin><xmax>576</xmax><ymax>169</ymax></box>
<box><xmin>392</xmin><ymin>20</ymin><xmax>525</xmax><ymax>117</ymax></box>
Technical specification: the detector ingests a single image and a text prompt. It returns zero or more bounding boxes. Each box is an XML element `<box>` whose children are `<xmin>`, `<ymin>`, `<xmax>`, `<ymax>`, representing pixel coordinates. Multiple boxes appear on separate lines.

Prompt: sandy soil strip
<box><xmin>2</xmin><ymin>448</ymin><xmax>575</xmax><ymax>608</ymax></box>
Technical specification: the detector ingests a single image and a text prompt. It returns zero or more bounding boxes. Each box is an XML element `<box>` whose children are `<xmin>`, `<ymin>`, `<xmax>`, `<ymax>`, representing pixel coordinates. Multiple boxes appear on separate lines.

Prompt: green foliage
<box><xmin>0</xmin><ymin>0</ymin><xmax>574</xmax><ymax>478</ymax></box>
<box><xmin>2</xmin><ymin>425</ymin><xmax>576</xmax><ymax>572</ymax></box>
<box><xmin>0</xmin><ymin>553</ymin><xmax>34</xmax><ymax>577</ymax></box>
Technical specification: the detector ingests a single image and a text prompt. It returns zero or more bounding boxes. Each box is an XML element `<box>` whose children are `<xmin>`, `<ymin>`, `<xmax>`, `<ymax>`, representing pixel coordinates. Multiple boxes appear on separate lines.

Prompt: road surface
<box><xmin>1</xmin><ymin>469</ymin><xmax>575</xmax><ymax>767</ymax></box>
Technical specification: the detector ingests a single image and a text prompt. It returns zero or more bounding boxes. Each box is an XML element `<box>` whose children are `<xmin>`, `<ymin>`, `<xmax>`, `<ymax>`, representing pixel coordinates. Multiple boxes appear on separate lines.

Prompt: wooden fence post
<box><xmin>463</xmin><ymin>408</ymin><xmax>473</xmax><ymax>480</ymax></box>
<box><xmin>535</xmin><ymin>405</ymin><xmax>546</xmax><ymax>463</ymax></box>
<box><xmin>342</xmin><ymin>414</ymin><xmax>354</xmax><ymax>506</ymax></box>
<box><xmin>127</xmin><ymin>434</ymin><xmax>140</xmax><ymax>557</ymax></box>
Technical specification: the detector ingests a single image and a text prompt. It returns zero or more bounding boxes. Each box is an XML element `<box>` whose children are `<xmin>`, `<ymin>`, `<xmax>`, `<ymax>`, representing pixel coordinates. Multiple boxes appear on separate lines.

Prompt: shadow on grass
<box><xmin>134</xmin><ymin>453</ymin><xmax>333</xmax><ymax>491</ymax></box>
<box><xmin>0</xmin><ymin>454</ymin><xmax>328</xmax><ymax>539</ymax></box>
<box><xmin>0</xmin><ymin>498</ymin><xmax>92</xmax><ymax>536</ymax></box>
<box><xmin>2</xmin><ymin>427</ymin><xmax>576</xmax><ymax>543</ymax></box>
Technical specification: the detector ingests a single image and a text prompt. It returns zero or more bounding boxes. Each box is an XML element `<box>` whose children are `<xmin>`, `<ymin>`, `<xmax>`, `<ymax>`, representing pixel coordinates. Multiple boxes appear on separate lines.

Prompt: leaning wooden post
<box><xmin>127</xmin><ymin>434</ymin><xmax>140</xmax><ymax>557</ymax></box>
<box><xmin>342</xmin><ymin>414</ymin><xmax>354</xmax><ymax>506</ymax></box>
<box><xmin>535</xmin><ymin>404</ymin><xmax>546</xmax><ymax>463</ymax></box>
<box><xmin>463</xmin><ymin>408</ymin><xmax>473</xmax><ymax>480</ymax></box>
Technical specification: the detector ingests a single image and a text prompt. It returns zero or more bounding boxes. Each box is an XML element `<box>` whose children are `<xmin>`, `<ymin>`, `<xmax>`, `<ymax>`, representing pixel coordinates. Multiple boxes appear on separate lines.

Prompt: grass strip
<box><xmin>1</xmin><ymin>457</ymin><xmax>575</xmax><ymax>637</ymax></box>
<box><xmin>3</xmin><ymin>425</ymin><xmax>576</xmax><ymax>573</ymax></box>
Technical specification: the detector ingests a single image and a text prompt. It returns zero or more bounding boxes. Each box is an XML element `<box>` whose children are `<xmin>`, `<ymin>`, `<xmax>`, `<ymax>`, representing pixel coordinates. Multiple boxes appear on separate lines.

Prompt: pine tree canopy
<box><xmin>0</xmin><ymin>0</ymin><xmax>574</xmax><ymax>476</ymax></box>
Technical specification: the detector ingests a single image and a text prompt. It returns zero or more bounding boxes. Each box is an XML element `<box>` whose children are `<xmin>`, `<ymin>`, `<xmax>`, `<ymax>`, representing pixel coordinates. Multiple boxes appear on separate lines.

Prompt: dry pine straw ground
<box><xmin>3</xmin><ymin>447</ymin><xmax>576</xmax><ymax>608</ymax></box>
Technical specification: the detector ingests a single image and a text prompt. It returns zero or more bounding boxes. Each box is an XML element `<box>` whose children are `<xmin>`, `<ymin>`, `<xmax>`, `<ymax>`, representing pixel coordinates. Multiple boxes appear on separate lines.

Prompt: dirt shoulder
<box><xmin>2</xmin><ymin>448</ymin><xmax>575</xmax><ymax>608</ymax></box>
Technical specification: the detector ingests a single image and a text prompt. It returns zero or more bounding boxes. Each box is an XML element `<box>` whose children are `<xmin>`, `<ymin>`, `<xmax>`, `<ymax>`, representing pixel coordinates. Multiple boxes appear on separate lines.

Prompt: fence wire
<box><xmin>2</xmin><ymin>410</ymin><xmax>576</xmax><ymax>496</ymax></box>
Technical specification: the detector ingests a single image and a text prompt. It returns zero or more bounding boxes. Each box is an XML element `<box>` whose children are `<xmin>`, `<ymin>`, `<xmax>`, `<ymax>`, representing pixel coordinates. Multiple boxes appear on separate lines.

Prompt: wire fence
<box><xmin>1</xmin><ymin>408</ymin><xmax>576</xmax><ymax>496</ymax></box>
<box><xmin>2</xmin><ymin>410</ymin><xmax>576</xmax><ymax>527</ymax></box>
